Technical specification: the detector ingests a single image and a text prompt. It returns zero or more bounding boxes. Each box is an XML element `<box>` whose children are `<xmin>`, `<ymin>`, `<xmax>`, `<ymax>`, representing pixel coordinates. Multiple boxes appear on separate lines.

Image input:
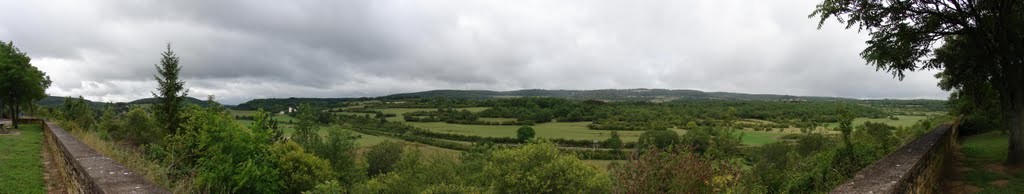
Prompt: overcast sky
<box><xmin>1</xmin><ymin>0</ymin><xmax>948</xmax><ymax>104</ymax></box>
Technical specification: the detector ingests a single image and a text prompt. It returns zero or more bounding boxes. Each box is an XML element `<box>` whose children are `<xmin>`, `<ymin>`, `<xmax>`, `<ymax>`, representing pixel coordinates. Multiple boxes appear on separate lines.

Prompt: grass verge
<box><xmin>0</xmin><ymin>124</ymin><xmax>45</xmax><ymax>194</ymax></box>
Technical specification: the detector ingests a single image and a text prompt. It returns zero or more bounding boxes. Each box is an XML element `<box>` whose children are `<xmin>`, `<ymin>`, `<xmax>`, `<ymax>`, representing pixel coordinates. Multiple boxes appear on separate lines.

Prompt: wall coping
<box><xmin>43</xmin><ymin>121</ymin><xmax>170</xmax><ymax>193</ymax></box>
<box><xmin>831</xmin><ymin>122</ymin><xmax>957</xmax><ymax>193</ymax></box>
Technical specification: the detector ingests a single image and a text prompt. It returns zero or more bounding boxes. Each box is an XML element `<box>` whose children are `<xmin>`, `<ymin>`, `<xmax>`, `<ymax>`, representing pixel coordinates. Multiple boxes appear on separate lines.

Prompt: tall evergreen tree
<box><xmin>152</xmin><ymin>44</ymin><xmax>188</xmax><ymax>134</ymax></box>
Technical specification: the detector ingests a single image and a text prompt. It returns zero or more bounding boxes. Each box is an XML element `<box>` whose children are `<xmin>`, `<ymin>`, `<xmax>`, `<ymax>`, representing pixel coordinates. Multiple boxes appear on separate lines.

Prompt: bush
<box><xmin>114</xmin><ymin>107</ymin><xmax>161</xmax><ymax>145</ymax></box>
<box><xmin>167</xmin><ymin>105</ymin><xmax>282</xmax><ymax>193</ymax></box>
<box><xmin>271</xmin><ymin>141</ymin><xmax>335</xmax><ymax>194</ymax></box>
<box><xmin>366</xmin><ymin>141</ymin><xmax>404</xmax><ymax>177</ymax></box>
<box><xmin>482</xmin><ymin>142</ymin><xmax>611</xmax><ymax>193</ymax></box>
<box><xmin>638</xmin><ymin>130</ymin><xmax>680</xmax><ymax>149</ymax></box>
<box><xmin>517</xmin><ymin>126</ymin><xmax>535</xmax><ymax>142</ymax></box>
<box><xmin>611</xmin><ymin>145</ymin><xmax>741</xmax><ymax>193</ymax></box>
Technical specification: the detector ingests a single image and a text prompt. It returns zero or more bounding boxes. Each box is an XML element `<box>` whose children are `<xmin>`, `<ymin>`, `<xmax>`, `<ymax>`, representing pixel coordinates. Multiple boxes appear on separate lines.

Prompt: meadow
<box><xmin>957</xmin><ymin>131</ymin><xmax>1024</xmax><ymax>193</ymax></box>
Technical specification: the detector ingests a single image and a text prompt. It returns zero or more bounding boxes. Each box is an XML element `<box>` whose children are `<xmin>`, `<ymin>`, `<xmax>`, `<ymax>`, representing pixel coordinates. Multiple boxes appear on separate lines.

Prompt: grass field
<box><xmin>824</xmin><ymin>115</ymin><xmax>931</xmax><ymax>128</ymax></box>
<box><xmin>376</xmin><ymin>107</ymin><xmax>490</xmax><ymax>122</ymax></box>
<box><xmin>0</xmin><ymin>124</ymin><xmax>46</xmax><ymax>194</ymax></box>
<box><xmin>959</xmin><ymin>131</ymin><xmax>1024</xmax><ymax>193</ymax></box>
<box><xmin>739</xmin><ymin>130</ymin><xmax>795</xmax><ymax>146</ymax></box>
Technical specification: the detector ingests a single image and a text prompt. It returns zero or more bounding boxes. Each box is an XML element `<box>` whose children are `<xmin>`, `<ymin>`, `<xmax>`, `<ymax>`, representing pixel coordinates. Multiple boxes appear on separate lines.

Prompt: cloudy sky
<box><xmin>1</xmin><ymin>0</ymin><xmax>948</xmax><ymax>104</ymax></box>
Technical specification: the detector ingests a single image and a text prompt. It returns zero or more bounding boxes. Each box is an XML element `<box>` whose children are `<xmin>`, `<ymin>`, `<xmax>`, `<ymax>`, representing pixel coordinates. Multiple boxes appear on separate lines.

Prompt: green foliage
<box><xmin>270</xmin><ymin>141</ymin><xmax>335</xmax><ymax>194</ymax></box>
<box><xmin>365</xmin><ymin>140</ymin><xmax>404</xmax><ymax>177</ymax></box>
<box><xmin>638</xmin><ymin>130</ymin><xmax>680</xmax><ymax>149</ymax></box>
<box><xmin>310</xmin><ymin>128</ymin><xmax>365</xmax><ymax>186</ymax></box>
<box><xmin>113</xmin><ymin>107</ymin><xmax>161</xmax><ymax>145</ymax></box>
<box><xmin>611</xmin><ymin>145</ymin><xmax>741</xmax><ymax>193</ymax></box>
<box><xmin>250</xmin><ymin>109</ymin><xmax>283</xmax><ymax>142</ymax></box>
<box><xmin>516</xmin><ymin>125</ymin><xmax>535</xmax><ymax>142</ymax></box>
<box><xmin>151</xmin><ymin>44</ymin><xmax>188</xmax><ymax>135</ymax></box>
<box><xmin>293</xmin><ymin>103</ymin><xmax>321</xmax><ymax>149</ymax></box>
<box><xmin>60</xmin><ymin>96</ymin><xmax>95</xmax><ymax>130</ymax></box>
<box><xmin>682</xmin><ymin>127</ymin><xmax>743</xmax><ymax>158</ymax></box>
<box><xmin>0</xmin><ymin>41</ymin><xmax>51</xmax><ymax>128</ymax></box>
<box><xmin>813</xmin><ymin>0</ymin><xmax>1024</xmax><ymax>164</ymax></box>
<box><xmin>605</xmin><ymin>131</ymin><xmax>623</xmax><ymax>154</ymax></box>
<box><xmin>304</xmin><ymin>180</ymin><xmax>345</xmax><ymax>194</ymax></box>
<box><xmin>352</xmin><ymin>151</ymin><xmax>471</xmax><ymax>193</ymax></box>
<box><xmin>481</xmin><ymin>142</ymin><xmax>611</xmax><ymax>193</ymax></box>
<box><xmin>166</xmin><ymin>105</ymin><xmax>282</xmax><ymax>193</ymax></box>
<box><xmin>853</xmin><ymin>122</ymin><xmax>899</xmax><ymax>154</ymax></box>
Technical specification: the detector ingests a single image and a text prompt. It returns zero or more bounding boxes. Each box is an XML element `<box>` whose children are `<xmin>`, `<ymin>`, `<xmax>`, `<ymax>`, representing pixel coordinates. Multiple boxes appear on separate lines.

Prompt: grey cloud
<box><xmin>0</xmin><ymin>0</ymin><xmax>948</xmax><ymax>104</ymax></box>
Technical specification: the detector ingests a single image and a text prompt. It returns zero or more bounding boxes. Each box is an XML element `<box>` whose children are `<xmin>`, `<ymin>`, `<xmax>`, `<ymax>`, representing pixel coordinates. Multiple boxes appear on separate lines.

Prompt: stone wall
<box><xmin>38</xmin><ymin>119</ymin><xmax>169</xmax><ymax>194</ymax></box>
<box><xmin>832</xmin><ymin>120</ymin><xmax>960</xmax><ymax>194</ymax></box>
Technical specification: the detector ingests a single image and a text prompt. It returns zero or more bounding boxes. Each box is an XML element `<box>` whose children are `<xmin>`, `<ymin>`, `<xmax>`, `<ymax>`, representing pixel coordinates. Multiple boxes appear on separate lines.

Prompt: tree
<box><xmin>293</xmin><ymin>103</ymin><xmax>320</xmax><ymax>149</ymax></box>
<box><xmin>812</xmin><ymin>0</ymin><xmax>1024</xmax><ymax>165</ymax></box>
<box><xmin>516</xmin><ymin>125</ymin><xmax>535</xmax><ymax>142</ymax></box>
<box><xmin>152</xmin><ymin>44</ymin><xmax>188</xmax><ymax>135</ymax></box>
<box><xmin>366</xmin><ymin>140</ymin><xmax>404</xmax><ymax>177</ymax></box>
<box><xmin>605</xmin><ymin>131</ymin><xmax>623</xmax><ymax>155</ymax></box>
<box><xmin>250</xmin><ymin>109</ymin><xmax>283</xmax><ymax>142</ymax></box>
<box><xmin>0</xmin><ymin>41</ymin><xmax>51</xmax><ymax>129</ymax></box>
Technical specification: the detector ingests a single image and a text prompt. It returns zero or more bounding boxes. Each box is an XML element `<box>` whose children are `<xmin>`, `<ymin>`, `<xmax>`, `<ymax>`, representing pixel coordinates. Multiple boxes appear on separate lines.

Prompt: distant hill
<box><xmin>129</xmin><ymin>97</ymin><xmax>209</xmax><ymax>107</ymax></box>
<box><xmin>235</xmin><ymin>97</ymin><xmax>369</xmax><ymax>112</ymax></box>
<box><xmin>37</xmin><ymin>96</ymin><xmax>210</xmax><ymax>109</ymax></box>
<box><xmin>381</xmin><ymin>89</ymin><xmax>853</xmax><ymax>102</ymax></box>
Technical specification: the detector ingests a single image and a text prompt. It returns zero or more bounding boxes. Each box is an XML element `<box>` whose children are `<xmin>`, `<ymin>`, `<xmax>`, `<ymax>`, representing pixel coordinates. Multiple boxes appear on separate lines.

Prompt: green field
<box><xmin>376</xmin><ymin>107</ymin><xmax>490</xmax><ymax>122</ymax></box>
<box><xmin>739</xmin><ymin>130</ymin><xmax>796</xmax><ymax>146</ymax></box>
<box><xmin>824</xmin><ymin>115</ymin><xmax>931</xmax><ymax>128</ymax></box>
<box><xmin>0</xmin><ymin>124</ymin><xmax>46</xmax><ymax>194</ymax></box>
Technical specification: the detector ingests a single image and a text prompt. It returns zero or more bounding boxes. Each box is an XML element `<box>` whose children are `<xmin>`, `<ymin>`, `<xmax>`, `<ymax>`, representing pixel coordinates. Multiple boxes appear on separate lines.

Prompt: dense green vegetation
<box><xmin>0</xmin><ymin>124</ymin><xmax>45</xmax><ymax>194</ymax></box>
<box><xmin>814</xmin><ymin>0</ymin><xmax>1024</xmax><ymax>165</ymax></box>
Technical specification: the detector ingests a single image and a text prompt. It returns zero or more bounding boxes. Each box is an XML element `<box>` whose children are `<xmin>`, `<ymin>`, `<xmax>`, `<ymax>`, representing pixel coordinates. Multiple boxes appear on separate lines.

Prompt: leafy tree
<box><xmin>0</xmin><ymin>41</ymin><xmax>51</xmax><ymax>129</ymax></box>
<box><xmin>293</xmin><ymin>103</ymin><xmax>320</xmax><ymax>149</ymax></box>
<box><xmin>118</xmin><ymin>107</ymin><xmax>160</xmax><ymax>145</ymax></box>
<box><xmin>605</xmin><ymin>131</ymin><xmax>623</xmax><ymax>154</ymax></box>
<box><xmin>812</xmin><ymin>0</ymin><xmax>1024</xmax><ymax>165</ymax></box>
<box><xmin>516</xmin><ymin>125</ymin><xmax>535</xmax><ymax>142</ymax></box>
<box><xmin>97</xmin><ymin>105</ymin><xmax>121</xmax><ymax>138</ymax></box>
<box><xmin>366</xmin><ymin>140</ymin><xmax>404</xmax><ymax>177</ymax></box>
<box><xmin>311</xmin><ymin>128</ymin><xmax>364</xmax><ymax>186</ymax></box>
<box><xmin>152</xmin><ymin>44</ymin><xmax>188</xmax><ymax>135</ymax></box>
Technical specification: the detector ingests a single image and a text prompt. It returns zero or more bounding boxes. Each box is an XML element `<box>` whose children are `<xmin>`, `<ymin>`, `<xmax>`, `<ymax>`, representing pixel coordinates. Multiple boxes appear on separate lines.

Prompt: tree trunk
<box><xmin>1006</xmin><ymin>84</ymin><xmax>1024</xmax><ymax>166</ymax></box>
<box><xmin>9</xmin><ymin>97</ymin><xmax>16</xmax><ymax>129</ymax></box>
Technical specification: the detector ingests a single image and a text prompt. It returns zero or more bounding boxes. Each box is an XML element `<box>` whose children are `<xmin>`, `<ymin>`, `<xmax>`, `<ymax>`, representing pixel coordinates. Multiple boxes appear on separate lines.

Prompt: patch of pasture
<box><xmin>824</xmin><ymin>115</ymin><xmax>930</xmax><ymax>129</ymax></box>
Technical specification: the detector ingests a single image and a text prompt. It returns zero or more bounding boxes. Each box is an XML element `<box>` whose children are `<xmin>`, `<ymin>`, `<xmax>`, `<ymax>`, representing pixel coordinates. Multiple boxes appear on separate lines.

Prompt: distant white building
<box><xmin>278</xmin><ymin>107</ymin><xmax>298</xmax><ymax>115</ymax></box>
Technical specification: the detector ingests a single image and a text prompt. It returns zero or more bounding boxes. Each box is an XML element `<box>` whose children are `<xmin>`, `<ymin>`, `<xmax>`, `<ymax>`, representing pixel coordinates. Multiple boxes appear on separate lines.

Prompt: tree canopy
<box><xmin>813</xmin><ymin>0</ymin><xmax>1024</xmax><ymax>165</ymax></box>
<box><xmin>0</xmin><ymin>41</ymin><xmax>51</xmax><ymax>128</ymax></box>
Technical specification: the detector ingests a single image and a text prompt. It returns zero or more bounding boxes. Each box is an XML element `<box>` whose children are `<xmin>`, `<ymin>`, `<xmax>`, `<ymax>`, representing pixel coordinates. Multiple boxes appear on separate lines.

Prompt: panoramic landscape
<box><xmin>2</xmin><ymin>0</ymin><xmax>1024</xmax><ymax>193</ymax></box>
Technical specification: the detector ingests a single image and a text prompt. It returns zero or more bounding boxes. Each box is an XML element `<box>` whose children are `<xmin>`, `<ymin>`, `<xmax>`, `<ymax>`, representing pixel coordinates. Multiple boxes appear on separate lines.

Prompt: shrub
<box><xmin>366</xmin><ymin>141</ymin><xmax>404</xmax><ymax>177</ymax></box>
<box><xmin>271</xmin><ymin>141</ymin><xmax>335</xmax><ymax>194</ymax></box>
<box><xmin>638</xmin><ymin>130</ymin><xmax>680</xmax><ymax>149</ymax></box>
<box><xmin>611</xmin><ymin>145</ymin><xmax>741</xmax><ymax>193</ymax></box>
<box><xmin>516</xmin><ymin>125</ymin><xmax>535</xmax><ymax>142</ymax></box>
<box><xmin>482</xmin><ymin>142</ymin><xmax>611</xmax><ymax>193</ymax></box>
